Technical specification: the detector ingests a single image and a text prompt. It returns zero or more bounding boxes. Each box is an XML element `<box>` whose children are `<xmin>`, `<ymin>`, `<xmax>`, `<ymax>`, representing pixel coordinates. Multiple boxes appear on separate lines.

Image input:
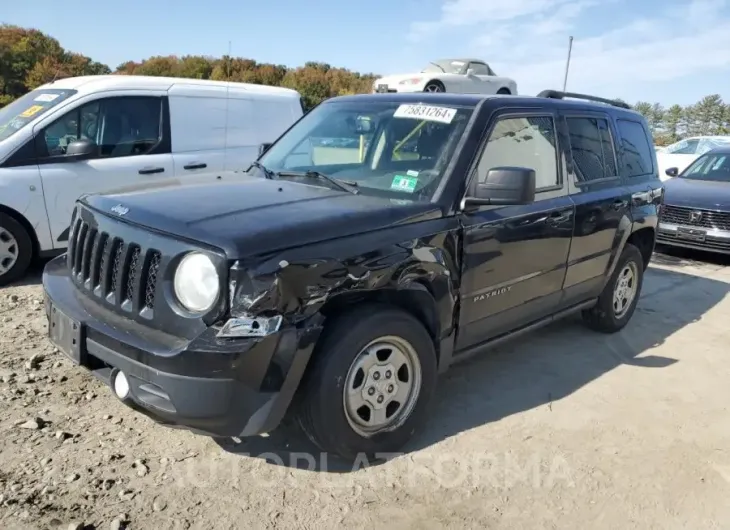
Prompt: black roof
<box><xmin>329</xmin><ymin>92</ymin><xmax>643</xmax><ymax>116</ymax></box>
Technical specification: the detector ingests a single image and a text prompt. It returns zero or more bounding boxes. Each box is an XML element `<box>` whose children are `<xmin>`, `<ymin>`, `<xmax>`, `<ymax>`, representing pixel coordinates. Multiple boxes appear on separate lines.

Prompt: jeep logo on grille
<box><xmin>689</xmin><ymin>210</ymin><xmax>702</xmax><ymax>222</ymax></box>
<box><xmin>111</xmin><ymin>204</ymin><xmax>129</xmax><ymax>216</ymax></box>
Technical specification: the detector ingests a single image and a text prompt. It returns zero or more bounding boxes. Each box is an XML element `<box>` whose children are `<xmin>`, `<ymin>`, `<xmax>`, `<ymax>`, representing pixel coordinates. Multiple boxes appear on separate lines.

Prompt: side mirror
<box><xmin>259</xmin><ymin>143</ymin><xmax>273</xmax><ymax>157</ymax></box>
<box><xmin>465</xmin><ymin>167</ymin><xmax>536</xmax><ymax>206</ymax></box>
<box><xmin>64</xmin><ymin>138</ymin><xmax>96</xmax><ymax>161</ymax></box>
<box><xmin>665</xmin><ymin>167</ymin><xmax>679</xmax><ymax>177</ymax></box>
<box><xmin>466</xmin><ymin>68</ymin><xmax>476</xmax><ymax>76</ymax></box>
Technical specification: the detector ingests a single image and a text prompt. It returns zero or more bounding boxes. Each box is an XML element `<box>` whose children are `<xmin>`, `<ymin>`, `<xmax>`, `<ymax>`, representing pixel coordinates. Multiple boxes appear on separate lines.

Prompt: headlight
<box><xmin>399</xmin><ymin>77</ymin><xmax>423</xmax><ymax>85</ymax></box>
<box><xmin>173</xmin><ymin>252</ymin><xmax>220</xmax><ymax>313</ymax></box>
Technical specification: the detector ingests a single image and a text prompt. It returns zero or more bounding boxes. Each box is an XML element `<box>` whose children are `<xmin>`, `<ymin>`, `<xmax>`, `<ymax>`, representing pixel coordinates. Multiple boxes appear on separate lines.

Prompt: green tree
<box><xmin>664</xmin><ymin>104</ymin><xmax>684</xmax><ymax>142</ymax></box>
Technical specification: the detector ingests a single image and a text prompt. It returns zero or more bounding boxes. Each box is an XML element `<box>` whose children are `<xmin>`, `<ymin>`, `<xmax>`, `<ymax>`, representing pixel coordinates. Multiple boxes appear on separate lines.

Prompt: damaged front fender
<box><xmin>222</xmin><ymin>218</ymin><xmax>461</xmax><ymax>363</ymax></box>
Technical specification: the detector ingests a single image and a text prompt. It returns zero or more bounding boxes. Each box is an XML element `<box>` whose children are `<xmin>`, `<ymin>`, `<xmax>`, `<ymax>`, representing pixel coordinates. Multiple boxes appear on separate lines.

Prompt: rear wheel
<box><xmin>582</xmin><ymin>243</ymin><xmax>643</xmax><ymax>333</ymax></box>
<box><xmin>297</xmin><ymin>305</ymin><xmax>437</xmax><ymax>461</ymax></box>
<box><xmin>0</xmin><ymin>213</ymin><xmax>33</xmax><ymax>287</ymax></box>
<box><xmin>497</xmin><ymin>88</ymin><xmax>511</xmax><ymax>95</ymax></box>
<box><xmin>424</xmin><ymin>81</ymin><xmax>445</xmax><ymax>93</ymax></box>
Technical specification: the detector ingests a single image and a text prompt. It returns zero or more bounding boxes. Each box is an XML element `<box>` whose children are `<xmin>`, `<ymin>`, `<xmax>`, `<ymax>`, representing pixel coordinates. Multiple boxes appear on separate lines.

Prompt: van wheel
<box><xmin>582</xmin><ymin>243</ymin><xmax>644</xmax><ymax>333</ymax></box>
<box><xmin>0</xmin><ymin>213</ymin><xmax>33</xmax><ymax>287</ymax></box>
<box><xmin>497</xmin><ymin>88</ymin><xmax>511</xmax><ymax>94</ymax></box>
<box><xmin>297</xmin><ymin>305</ymin><xmax>437</xmax><ymax>461</ymax></box>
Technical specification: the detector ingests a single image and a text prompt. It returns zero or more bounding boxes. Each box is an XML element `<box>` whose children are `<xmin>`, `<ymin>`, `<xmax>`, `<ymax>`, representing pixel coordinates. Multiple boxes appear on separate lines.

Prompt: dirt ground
<box><xmin>2</xmin><ymin>248</ymin><xmax>730</xmax><ymax>530</ymax></box>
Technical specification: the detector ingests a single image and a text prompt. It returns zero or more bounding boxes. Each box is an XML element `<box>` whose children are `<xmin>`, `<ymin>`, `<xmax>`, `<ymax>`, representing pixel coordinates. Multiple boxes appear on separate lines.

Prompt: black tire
<box><xmin>0</xmin><ymin>213</ymin><xmax>33</xmax><ymax>287</ymax></box>
<box><xmin>582</xmin><ymin>243</ymin><xmax>644</xmax><ymax>333</ymax></box>
<box><xmin>424</xmin><ymin>81</ymin><xmax>445</xmax><ymax>93</ymax></box>
<box><xmin>297</xmin><ymin>304</ymin><xmax>438</xmax><ymax>461</ymax></box>
<box><xmin>497</xmin><ymin>88</ymin><xmax>511</xmax><ymax>94</ymax></box>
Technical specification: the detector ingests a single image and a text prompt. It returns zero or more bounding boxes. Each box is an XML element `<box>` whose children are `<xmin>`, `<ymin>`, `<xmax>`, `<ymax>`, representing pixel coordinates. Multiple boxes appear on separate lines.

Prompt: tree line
<box><xmin>0</xmin><ymin>24</ymin><xmax>376</xmax><ymax>110</ymax></box>
<box><xmin>1</xmin><ymin>24</ymin><xmax>728</xmax><ymax>145</ymax></box>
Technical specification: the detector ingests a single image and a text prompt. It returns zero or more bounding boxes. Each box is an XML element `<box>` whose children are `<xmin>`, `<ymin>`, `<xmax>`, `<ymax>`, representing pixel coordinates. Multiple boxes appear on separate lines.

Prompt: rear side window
<box><xmin>616</xmin><ymin>119</ymin><xmax>655</xmax><ymax>178</ymax></box>
<box><xmin>565</xmin><ymin>117</ymin><xmax>617</xmax><ymax>182</ymax></box>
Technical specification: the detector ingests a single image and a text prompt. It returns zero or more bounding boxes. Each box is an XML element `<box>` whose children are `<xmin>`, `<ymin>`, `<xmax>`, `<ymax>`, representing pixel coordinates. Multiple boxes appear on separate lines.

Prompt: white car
<box><xmin>0</xmin><ymin>75</ymin><xmax>304</xmax><ymax>285</ymax></box>
<box><xmin>372</xmin><ymin>58</ymin><xmax>517</xmax><ymax>95</ymax></box>
<box><xmin>656</xmin><ymin>135</ymin><xmax>730</xmax><ymax>180</ymax></box>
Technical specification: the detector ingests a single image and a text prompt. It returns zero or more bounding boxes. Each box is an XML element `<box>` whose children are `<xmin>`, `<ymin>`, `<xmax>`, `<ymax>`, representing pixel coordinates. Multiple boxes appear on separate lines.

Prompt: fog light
<box><xmin>112</xmin><ymin>370</ymin><xmax>130</xmax><ymax>400</ymax></box>
<box><xmin>217</xmin><ymin>314</ymin><xmax>283</xmax><ymax>338</ymax></box>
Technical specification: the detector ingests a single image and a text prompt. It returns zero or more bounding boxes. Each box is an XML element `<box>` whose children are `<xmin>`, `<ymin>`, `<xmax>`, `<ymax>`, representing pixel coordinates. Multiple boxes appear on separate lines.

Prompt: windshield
<box><xmin>421</xmin><ymin>60</ymin><xmax>466</xmax><ymax>75</ymax></box>
<box><xmin>257</xmin><ymin>99</ymin><xmax>476</xmax><ymax>202</ymax></box>
<box><xmin>0</xmin><ymin>88</ymin><xmax>77</xmax><ymax>142</ymax></box>
<box><xmin>681</xmin><ymin>152</ymin><xmax>730</xmax><ymax>181</ymax></box>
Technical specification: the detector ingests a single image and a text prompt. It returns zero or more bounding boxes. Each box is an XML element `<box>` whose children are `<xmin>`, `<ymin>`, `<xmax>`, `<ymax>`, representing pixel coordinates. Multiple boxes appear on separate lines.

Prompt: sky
<box><xmin>4</xmin><ymin>0</ymin><xmax>730</xmax><ymax>106</ymax></box>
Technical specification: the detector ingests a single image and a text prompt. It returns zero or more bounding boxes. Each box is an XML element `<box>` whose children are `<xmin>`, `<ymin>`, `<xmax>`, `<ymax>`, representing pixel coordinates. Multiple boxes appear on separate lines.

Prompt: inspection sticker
<box><xmin>391</xmin><ymin>174</ymin><xmax>418</xmax><ymax>193</ymax></box>
<box><xmin>406</xmin><ymin>169</ymin><xmax>419</xmax><ymax>177</ymax></box>
<box><xmin>34</xmin><ymin>93</ymin><xmax>59</xmax><ymax>102</ymax></box>
<box><xmin>19</xmin><ymin>105</ymin><xmax>44</xmax><ymax>118</ymax></box>
<box><xmin>393</xmin><ymin>104</ymin><xmax>456</xmax><ymax>124</ymax></box>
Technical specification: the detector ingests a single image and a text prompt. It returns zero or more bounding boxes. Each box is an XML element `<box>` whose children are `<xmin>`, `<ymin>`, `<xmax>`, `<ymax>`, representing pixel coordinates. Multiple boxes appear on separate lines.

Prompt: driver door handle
<box><xmin>612</xmin><ymin>199</ymin><xmax>628</xmax><ymax>210</ymax></box>
<box><xmin>138</xmin><ymin>167</ymin><xmax>165</xmax><ymax>175</ymax></box>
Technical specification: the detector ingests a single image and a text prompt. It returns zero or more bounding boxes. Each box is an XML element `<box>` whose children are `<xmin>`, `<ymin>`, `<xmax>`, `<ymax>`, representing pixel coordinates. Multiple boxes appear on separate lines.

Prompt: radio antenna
<box><xmin>223</xmin><ymin>40</ymin><xmax>231</xmax><ymax>170</ymax></box>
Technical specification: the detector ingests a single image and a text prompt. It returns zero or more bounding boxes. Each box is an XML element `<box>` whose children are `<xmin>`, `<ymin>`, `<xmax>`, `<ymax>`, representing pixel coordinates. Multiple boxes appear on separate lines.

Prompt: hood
<box><xmin>663</xmin><ymin>177</ymin><xmax>730</xmax><ymax>210</ymax></box>
<box><xmin>375</xmin><ymin>72</ymin><xmax>431</xmax><ymax>86</ymax></box>
<box><xmin>81</xmin><ymin>176</ymin><xmax>443</xmax><ymax>258</ymax></box>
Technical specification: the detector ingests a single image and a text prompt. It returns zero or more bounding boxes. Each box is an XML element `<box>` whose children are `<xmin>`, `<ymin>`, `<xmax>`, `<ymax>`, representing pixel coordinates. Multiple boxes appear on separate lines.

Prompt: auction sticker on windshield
<box><xmin>19</xmin><ymin>105</ymin><xmax>44</xmax><ymax>118</ymax></box>
<box><xmin>391</xmin><ymin>174</ymin><xmax>418</xmax><ymax>193</ymax></box>
<box><xmin>34</xmin><ymin>93</ymin><xmax>59</xmax><ymax>102</ymax></box>
<box><xmin>393</xmin><ymin>104</ymin><xmax>456</xmax><ymax>124</ymax></box>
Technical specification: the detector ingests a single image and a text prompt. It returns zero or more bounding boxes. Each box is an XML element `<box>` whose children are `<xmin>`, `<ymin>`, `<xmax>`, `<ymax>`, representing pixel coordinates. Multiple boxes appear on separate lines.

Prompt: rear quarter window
<box><xmin>616</xmin><ymin>118</ymin><xmax>655</xmax><ymax>178</ymax></box>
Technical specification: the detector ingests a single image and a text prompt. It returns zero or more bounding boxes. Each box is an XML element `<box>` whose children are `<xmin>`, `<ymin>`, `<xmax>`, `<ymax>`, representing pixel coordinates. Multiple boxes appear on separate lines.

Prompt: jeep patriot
<box><xmin>43</xmin><ymin>90</ymin><xmax>664</xmax><ymax>459</ymax></box>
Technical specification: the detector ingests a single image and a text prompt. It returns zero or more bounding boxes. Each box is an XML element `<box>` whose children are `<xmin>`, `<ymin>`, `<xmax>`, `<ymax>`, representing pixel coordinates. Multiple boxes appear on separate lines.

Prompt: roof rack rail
<box><xmin>537</xmin><ymin>89</ymin><xmax>631</xmax><ymax>110</ymax></box>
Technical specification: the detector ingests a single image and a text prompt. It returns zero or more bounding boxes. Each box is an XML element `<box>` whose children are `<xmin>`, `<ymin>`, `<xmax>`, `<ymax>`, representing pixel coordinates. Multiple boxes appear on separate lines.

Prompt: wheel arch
<box><xmin>626</xmin><ymin>226</ymin><xmax>656</xmax><ymax>271</ymax></box>
<box><xmin>0</xmin><ymin>203</ymin><xmax>40</xmax><ymax>258</ymax></box>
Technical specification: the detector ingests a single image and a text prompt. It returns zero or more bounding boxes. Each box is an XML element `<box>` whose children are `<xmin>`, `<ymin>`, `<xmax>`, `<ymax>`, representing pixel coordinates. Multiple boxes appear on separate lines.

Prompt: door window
<box><xmin>468</xmin><ymin>62</ymin><xmax>490</xmax><ymax>75</ymax></box>
<box><xmin>477</xmin><ymin>115</ymin><xmax>560</xmax><ymax>191</ymax></box>
<box><xmin>40</xmin><ymin>97</ymin><xmax>163</xmax><ymax>159</ymax></box>
<box><xmin>616</xmin><ymin>119</ymin><xmax>655</xmax><ymax>178</ymax></box>
<box><xmin>565</xmin><ymin>117</ymin><xmax>618</xmax><ymax>182</ymax></box>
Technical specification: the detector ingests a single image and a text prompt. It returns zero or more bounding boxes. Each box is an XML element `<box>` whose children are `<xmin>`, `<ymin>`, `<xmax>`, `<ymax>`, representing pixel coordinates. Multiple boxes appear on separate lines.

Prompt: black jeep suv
<box><xmin>43</xmin><ymin>90</ymin><xmax>663</xmax><ymax>460</ymax></box>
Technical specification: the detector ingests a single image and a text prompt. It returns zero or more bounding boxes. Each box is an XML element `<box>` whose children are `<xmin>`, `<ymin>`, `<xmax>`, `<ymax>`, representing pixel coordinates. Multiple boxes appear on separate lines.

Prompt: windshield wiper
<box><xmin>429</xmin><ymin>62</ymin><xmax>446</xmax><ymax>73</ymax></box>
<box><xmin>248</xmin><ymin>161</ymin><xmax>275</xmax><ymax>179</ymax></box>
<box><xmin>276</xmin><ymin>171</ymin><xmax>359</xmax><ymax>194</ymax></box>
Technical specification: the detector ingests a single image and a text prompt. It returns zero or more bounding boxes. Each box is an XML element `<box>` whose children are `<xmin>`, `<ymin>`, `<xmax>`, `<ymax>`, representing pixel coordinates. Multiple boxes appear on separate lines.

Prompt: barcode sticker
<box><xmin>393</xmin><ymin>104</ymin><xmax>457</xmax><ymax>124</ymax></box>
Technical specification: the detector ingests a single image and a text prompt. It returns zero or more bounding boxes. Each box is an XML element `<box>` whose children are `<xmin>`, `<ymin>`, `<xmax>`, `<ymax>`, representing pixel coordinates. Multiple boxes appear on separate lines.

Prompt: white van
<box><xmin>0</xmin><ymin>75</ymin><xmax>304</xmax><ymax>285</ymax></box>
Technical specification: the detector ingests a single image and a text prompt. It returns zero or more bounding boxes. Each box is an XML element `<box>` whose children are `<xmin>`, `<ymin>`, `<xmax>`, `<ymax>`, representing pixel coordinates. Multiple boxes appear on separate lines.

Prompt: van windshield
<box><xmin>0</xmin><ymin>88</ymin><xmax>77</xmax><ymax>142</ymax></box>
<box><xmin>257</xmin><ymin>99</ymin><xmax>475</xmax><ymax>202</ymax></box>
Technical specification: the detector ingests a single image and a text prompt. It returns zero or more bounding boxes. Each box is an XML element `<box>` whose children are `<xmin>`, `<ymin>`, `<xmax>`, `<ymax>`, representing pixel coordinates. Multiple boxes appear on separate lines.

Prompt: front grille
<box><xmin>67</xmin><ymin>217</ymin><xmax>162</xmax><ymax>317</ymax></box>
<box><xmin>661</xmin><ymin>205</ymin><xmax>730</xmax><ymax>231</ymax></box>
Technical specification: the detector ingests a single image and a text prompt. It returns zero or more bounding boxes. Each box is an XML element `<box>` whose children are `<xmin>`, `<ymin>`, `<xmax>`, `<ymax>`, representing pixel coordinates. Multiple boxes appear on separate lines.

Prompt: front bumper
<box><xmin>657</xmin><ymin>222</ymin><xmax>730</xmax><ymax>254</ymax></box>
<box><xmin>42</xmin><ymin>255</ymin><xmax>321</xmax><ymax>438</ymax></box>
<box><xmin>373</xmin><ymin>84</ymin><xmax>423</xmax><ymax>94</ymax></box>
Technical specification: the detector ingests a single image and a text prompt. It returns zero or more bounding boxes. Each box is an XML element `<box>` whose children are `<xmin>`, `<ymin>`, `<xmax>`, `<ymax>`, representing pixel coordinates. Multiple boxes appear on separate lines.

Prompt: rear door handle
<box><xmin>138</xmin><ymin>166</ymin><xmax>165</xmax><ymax>175</ymax></box>
<box><xmin>183</xmin><ymin>162</ymin><xmax>207</xmax><ymax>170</ymax></box>
<box><xmin>611</xmin><ymin>199</ymin><xmax>628</xmax><ymax>210</ymax></box>
<box><xmin>546</xmin><ymin>211</ymin><xmax>568</xmax><ymax>225</ymax></box>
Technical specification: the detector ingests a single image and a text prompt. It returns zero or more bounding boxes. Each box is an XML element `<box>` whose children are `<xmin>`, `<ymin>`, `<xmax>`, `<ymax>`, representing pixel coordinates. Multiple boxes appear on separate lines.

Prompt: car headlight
<box><xmin>399</xmin><ymin>77</ymin><xmax>423</xmax><ymax>85</ymax></box>
<box><xmin>173</xmin><ymin>252</ymin><xmax>220</xmax><ymax>313</ymax></box>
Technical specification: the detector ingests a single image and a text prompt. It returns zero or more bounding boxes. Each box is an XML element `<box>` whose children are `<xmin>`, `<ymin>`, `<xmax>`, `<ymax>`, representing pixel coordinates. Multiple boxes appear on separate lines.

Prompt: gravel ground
<box><xmin>2</xmin><ymin>249</ymin><xmax>730</xmax><ymax>530</ymax></box>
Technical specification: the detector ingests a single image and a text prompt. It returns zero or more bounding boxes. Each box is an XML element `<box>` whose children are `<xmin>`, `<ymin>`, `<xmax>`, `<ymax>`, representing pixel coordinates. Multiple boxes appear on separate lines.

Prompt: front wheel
<box><xmin>0</xmin><ymin>213</ymin><xmax>33</xmax><ymax>287</ymax></box>
<box><xmin>297</xmin><ymin>305</ymin><xmax>437</xmax><ymax>461</ymax></box>
<box><xmin>424</xmin><ymin>81</ymin><xmax>445</xmax><ymax>93</ymax></box>
<box><xmin>581</xmin><ymin>243</ymin><xmax>644</xmax><ymax>333</ymax></box>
